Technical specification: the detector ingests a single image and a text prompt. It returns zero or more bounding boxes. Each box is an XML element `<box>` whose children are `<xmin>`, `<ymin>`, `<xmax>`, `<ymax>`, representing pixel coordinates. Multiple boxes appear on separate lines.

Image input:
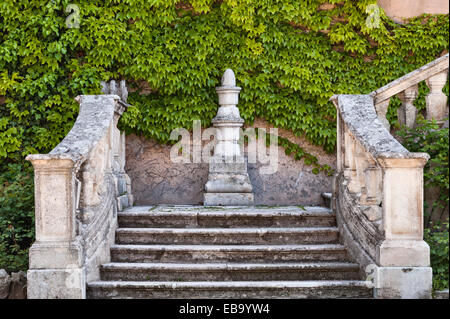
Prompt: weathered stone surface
<box><xmin>28</xmin><ymin>269</ymin><xmax>85</xmax><ymax>299</ymax></box>
<box><xmin>118</xmin><ymin>205</ymin><xmax>337</xmax><ymax>228</ymax></box>
<box><xmin>336</xmin><ymin>178</ymin><xmax>384</xmax><ymax>262</ymax></box>
<box><xmin>28</xmin><ymin>95</ymin><xmax>120</xmax><ymax>164</ymax></box>
<box><xmin>205</xmin><ymin>174</ymin><xmax>253</xmax><ymax>193</ymax></box>
<box><xmin>332</xmin><ymin>56</ymin><xmax>442</xmax><ymax>298</ymax></box>
<box><xmin>0</xmin><ymin>269</ymin><xmax>10</xmax><ymax>299</ymax></box>
<box><xmin>89</xmin><ymin>204</ymin><xmax>372</xmax><ymax>299</ymax></box>
<box><xmin>87</xmin><ymin>280</ymin><xmax>373</xmax><ymax>299</ymax></box>
<box><xmin>8</xmin><ymin>271</ymin><xmax>27</xmax><ymax>299</ymax></box>
<box><xmin>362</xmin><ymin>206</ymin><xmax>382</xmax><ymax>222</ymax></box>
<box><xmin>28</xmin><ymin>240</ymin><xmax>84</xmax><ymax>269</ymax></box>
<box><xmin>100</xmin><ymin>262</ymin><xmax>361</xmax><ymax>281</ymax></box>
<box><xmin>115</xmin><ymin>226</ymin><xmax>339</xmax><ymax>245</ymax></box>
<box><xmin>425</xmin><ymin>70</ymin><xmax>449</xmax><ymax>123</ymax></box>
<box><xmin>376</xmin><ymin>240</ymin><xmax>430</xmax><ymax>267</ymax></box>
<box><xmin>204</xmin><ymin>193</ymin><xmax>254</xmax><ymax>206</ymax></box>
<box><xmin>331</xmin><ymin>94</ymin><xmax>428</xmax><ymax>160</ymax></box>
<box><xmin>126</xmin><ymin>136</ymin><xmax>209</xmax><ymax>205</ymax></box>
<box><xmin>110</xmin><ymin>244</ymin><xmax>350</xmax><ymax>263</ymax></box>
<box><xmin>374</xmin><ymin>266</ymin><xmax>432</xmax><ymax>299</ymax></box>
<box><xmin>205</xmin><ymin>69</ymin><xmax>254</xmax><ymax>205</ymax></box>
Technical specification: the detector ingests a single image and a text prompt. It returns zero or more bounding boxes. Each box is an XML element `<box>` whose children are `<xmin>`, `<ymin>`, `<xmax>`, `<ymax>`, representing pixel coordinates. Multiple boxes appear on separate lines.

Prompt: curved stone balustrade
<box><xmin>25</xmin><ymin>89</ymin><xmax>133</xmax><ymax>298</ymax></box>
<box><xmin>370</xmin><ymin>53</ymin><xmax>449</xmax><ymax>130</ymax></box>
<box><xmin>330</xmin><ymin>53</ymin><xmax>449</xmax><ymax>298</ymax></box>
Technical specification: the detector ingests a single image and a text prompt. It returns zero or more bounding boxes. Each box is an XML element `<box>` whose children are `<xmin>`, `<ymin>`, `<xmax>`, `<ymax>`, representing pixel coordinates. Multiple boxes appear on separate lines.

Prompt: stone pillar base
<box><xmin>374</xmin><ymin>266</ymin><xmax>432</xmax><ymax>299</ymax></box>
<box><xmin>29</xmin><ymin>241</ymin><xmax>83</xmax><ymax>269</ymax></box>
<box><xmin>204</xmin><ymin>193</ymin><xmax>254</xmax><ymax>206</ymax></box>
<box><xmin>376</xmin><ymin>240</ymin><xmax>430</xmax><ymax>267</ymax></box>
<box><xmin>27</xmin><ymin>268</ymin><xmax>86</xmax><ymax>299</ymax></box>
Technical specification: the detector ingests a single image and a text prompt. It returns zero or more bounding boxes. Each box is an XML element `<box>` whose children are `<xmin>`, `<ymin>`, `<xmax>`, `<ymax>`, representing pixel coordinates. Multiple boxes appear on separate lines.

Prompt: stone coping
<box><xmin>331</xmin><ymin>94</ymin><xmax>429</xmax><ymax>161</ymax></box>
<box><xmin>26</xmin><ymin>95</ymin><xmax>121</xmax><ymax>166</ymax></box>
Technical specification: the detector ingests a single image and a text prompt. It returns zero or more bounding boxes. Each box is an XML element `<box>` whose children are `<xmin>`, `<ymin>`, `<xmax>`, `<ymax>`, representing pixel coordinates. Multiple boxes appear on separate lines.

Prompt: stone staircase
<box><xmin>87</xmin><ymin>205</ymin><xmax>373</xmax><ymax>299</ymax></box>
<box><xmin>27</xmin><ymin>57</ymin><xmax>448</xmax><ymax>299</ymax></box>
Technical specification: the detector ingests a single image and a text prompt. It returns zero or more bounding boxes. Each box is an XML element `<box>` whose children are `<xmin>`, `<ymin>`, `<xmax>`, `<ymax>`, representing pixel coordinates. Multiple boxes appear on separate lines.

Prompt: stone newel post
<box><xmin>203</xmin><ymin>69</ymin><xmax>254</xmax><ymax>206</ymax></box>
<box><xmin>374</xmin><ymin>156</ymin><xmax>432</xmax><ymax>299</ymax></box>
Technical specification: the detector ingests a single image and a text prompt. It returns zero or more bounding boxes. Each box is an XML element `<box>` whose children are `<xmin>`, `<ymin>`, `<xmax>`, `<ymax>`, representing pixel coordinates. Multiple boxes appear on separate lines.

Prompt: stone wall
<box><xmin>126</xmin><ymin>118</ymin><xmax>335</xmax><ymax>206</ymax></box>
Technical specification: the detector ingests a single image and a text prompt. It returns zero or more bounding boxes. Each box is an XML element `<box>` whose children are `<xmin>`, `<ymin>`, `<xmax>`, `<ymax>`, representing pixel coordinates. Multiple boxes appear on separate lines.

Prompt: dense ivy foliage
<box><xmin>0</xmin><ymin>164</ymin><xmax>34</xmax><ymax>272</ymax></box>
<box><xmin>0</xmin><ymin>1</ymin><xmax>448</xmax><ymax>272</ymax></box>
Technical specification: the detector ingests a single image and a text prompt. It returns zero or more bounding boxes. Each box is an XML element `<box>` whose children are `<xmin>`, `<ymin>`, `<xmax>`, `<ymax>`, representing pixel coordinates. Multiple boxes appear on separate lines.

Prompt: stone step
<box><xmin>87</xmin><ymin>280</ymin><xmax>373</xmax><ymax>299</ymax></box>
<box><xmin>115</xmin><ymin>227</ymin><xmax>339</xmax><ymax>245</ymax></box>
<box><xmin>118</xmin><ymin>206</ymin><xmax>336</xmax><ymax>228</ymax></box>
<box><xmin>100</xmin><ymin>262</ymin><xmax>361</xmax><ymax>281</ymax></box>
<box><xmin>110</xmin><ymin>244</ymin><xmax>350</xmax><ymax>263</ymax></box>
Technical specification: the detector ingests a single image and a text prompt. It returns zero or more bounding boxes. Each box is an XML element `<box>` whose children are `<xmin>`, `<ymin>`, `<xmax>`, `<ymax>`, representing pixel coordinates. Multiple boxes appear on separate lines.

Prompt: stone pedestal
<box><xmin>204</xmin><ymin>69</ymin><xmax>254</xmax><ymax>206</ymax></box>
<box><xmin>374</xmin><ymin>157</ymin><xmax>432</xmax><ymax>298</ymax></box>
<box><xmin>25</xmin><ymin>156</ymin><xmax>86</xmax><ymax>299</ymax></box>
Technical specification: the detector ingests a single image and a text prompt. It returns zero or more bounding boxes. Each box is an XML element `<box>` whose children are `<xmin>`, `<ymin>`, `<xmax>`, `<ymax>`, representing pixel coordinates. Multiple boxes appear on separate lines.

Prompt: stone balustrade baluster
<box><xmin>425</xmin><ymin>70</ymin><xmax>449</xmax><ymax>124</ymax></box>
<box><xmin>397</xmin><ymin>84</ymin><xmax>418</xmax><ymax>128</ymax></box>
<box><xmin>374</xmin><ymin>98</ymin><xmax>391</xmax><ymax>131</ymax></box>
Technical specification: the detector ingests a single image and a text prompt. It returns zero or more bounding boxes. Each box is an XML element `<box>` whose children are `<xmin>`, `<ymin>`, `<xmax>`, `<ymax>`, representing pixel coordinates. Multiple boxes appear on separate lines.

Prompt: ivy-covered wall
<box><xmin>1</xmin><ymin>0</ymin><xmax>449</xmax><ymax>166</ymax></box>
<box><xmin>0</xmin><ymin>0</ymin><xmax>448</xmax><ymax>271</ymax></box>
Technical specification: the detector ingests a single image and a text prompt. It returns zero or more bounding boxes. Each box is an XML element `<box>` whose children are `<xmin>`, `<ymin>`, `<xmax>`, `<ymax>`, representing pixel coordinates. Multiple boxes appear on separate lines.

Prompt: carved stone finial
<box><xmin>221</xmin><ymin>69</ymin><xmax>236</xmax><ymax>86</ymax></box>
<box><xmin>204</xmin><ymin>68</ymin><xmax>253</xmax><ymax>206</ymax></box>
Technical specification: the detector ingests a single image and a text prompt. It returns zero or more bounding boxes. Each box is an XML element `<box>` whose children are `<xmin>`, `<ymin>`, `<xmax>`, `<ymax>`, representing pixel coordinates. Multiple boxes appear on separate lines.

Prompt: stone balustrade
<box><xmin>25</xmin><ymin>84</ymin><xmax>133</xmax><ymax>299</ymax></box>
<box><xmin>370</xmin><ymin>53</ymin><xmax>449</xmax><ymax>130</ymax></box>
<box><xmin>331</xmin><ymin>54</ymin><xmax>449</xmax><ymax>298</ymax></box>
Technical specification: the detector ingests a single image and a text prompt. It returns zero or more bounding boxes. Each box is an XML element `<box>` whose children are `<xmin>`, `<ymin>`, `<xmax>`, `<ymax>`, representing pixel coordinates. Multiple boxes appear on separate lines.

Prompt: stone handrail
<box><xmin>370</xmin><ymin>53</ymin><xmax>449</xmax><ymax>129</ymax></box>
<box><xmin>25</xmin><ymin>83</ymin><xmax>133</xmax><ymax>299</ymax></box>
<box><xmin>330</xmin><ymin>55</ymin><xmax>449</xmax><ymax>298</ymax></box>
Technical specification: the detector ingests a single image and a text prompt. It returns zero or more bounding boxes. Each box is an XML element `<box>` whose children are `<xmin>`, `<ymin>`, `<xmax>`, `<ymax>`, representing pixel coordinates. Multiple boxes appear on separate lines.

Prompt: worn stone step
<box><xmin>100</xmin><ymin>262</ymin><xmax>361</xmax><ymax>281</ymax></box>
<box><xmin>87</xmin><ymin>280</ymin><xmax>373</xmax><ymax>299</ymax></box>
<box><xmin>110</xmin><ymin>244</ymin><xmax>349</xmax><ymax>263</ymax></box>
<box><xmin>118</xmin><ymin>206</ymin><xmax>336</xmax><ymax>228</ymax></box>
<box><xmin>115</xmin><ymin>227</ymin><xmax>339</xmax><ymax>245</ymax></box>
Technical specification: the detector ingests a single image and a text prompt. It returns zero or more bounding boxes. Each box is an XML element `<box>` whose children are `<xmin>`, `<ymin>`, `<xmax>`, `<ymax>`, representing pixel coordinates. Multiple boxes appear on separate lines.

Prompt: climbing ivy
<box><xmin>0</xmin><ymin>0</ymin><xmax>448</xmax><ymax>168</ymax></box>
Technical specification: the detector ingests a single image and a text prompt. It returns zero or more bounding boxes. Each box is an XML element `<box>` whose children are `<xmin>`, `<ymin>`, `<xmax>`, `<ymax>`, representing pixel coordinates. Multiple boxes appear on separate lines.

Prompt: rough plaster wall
<box><xmin>125</xmin><ymin>118</ymin><xmax>336</xmax><ymax>206</ymax></box>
